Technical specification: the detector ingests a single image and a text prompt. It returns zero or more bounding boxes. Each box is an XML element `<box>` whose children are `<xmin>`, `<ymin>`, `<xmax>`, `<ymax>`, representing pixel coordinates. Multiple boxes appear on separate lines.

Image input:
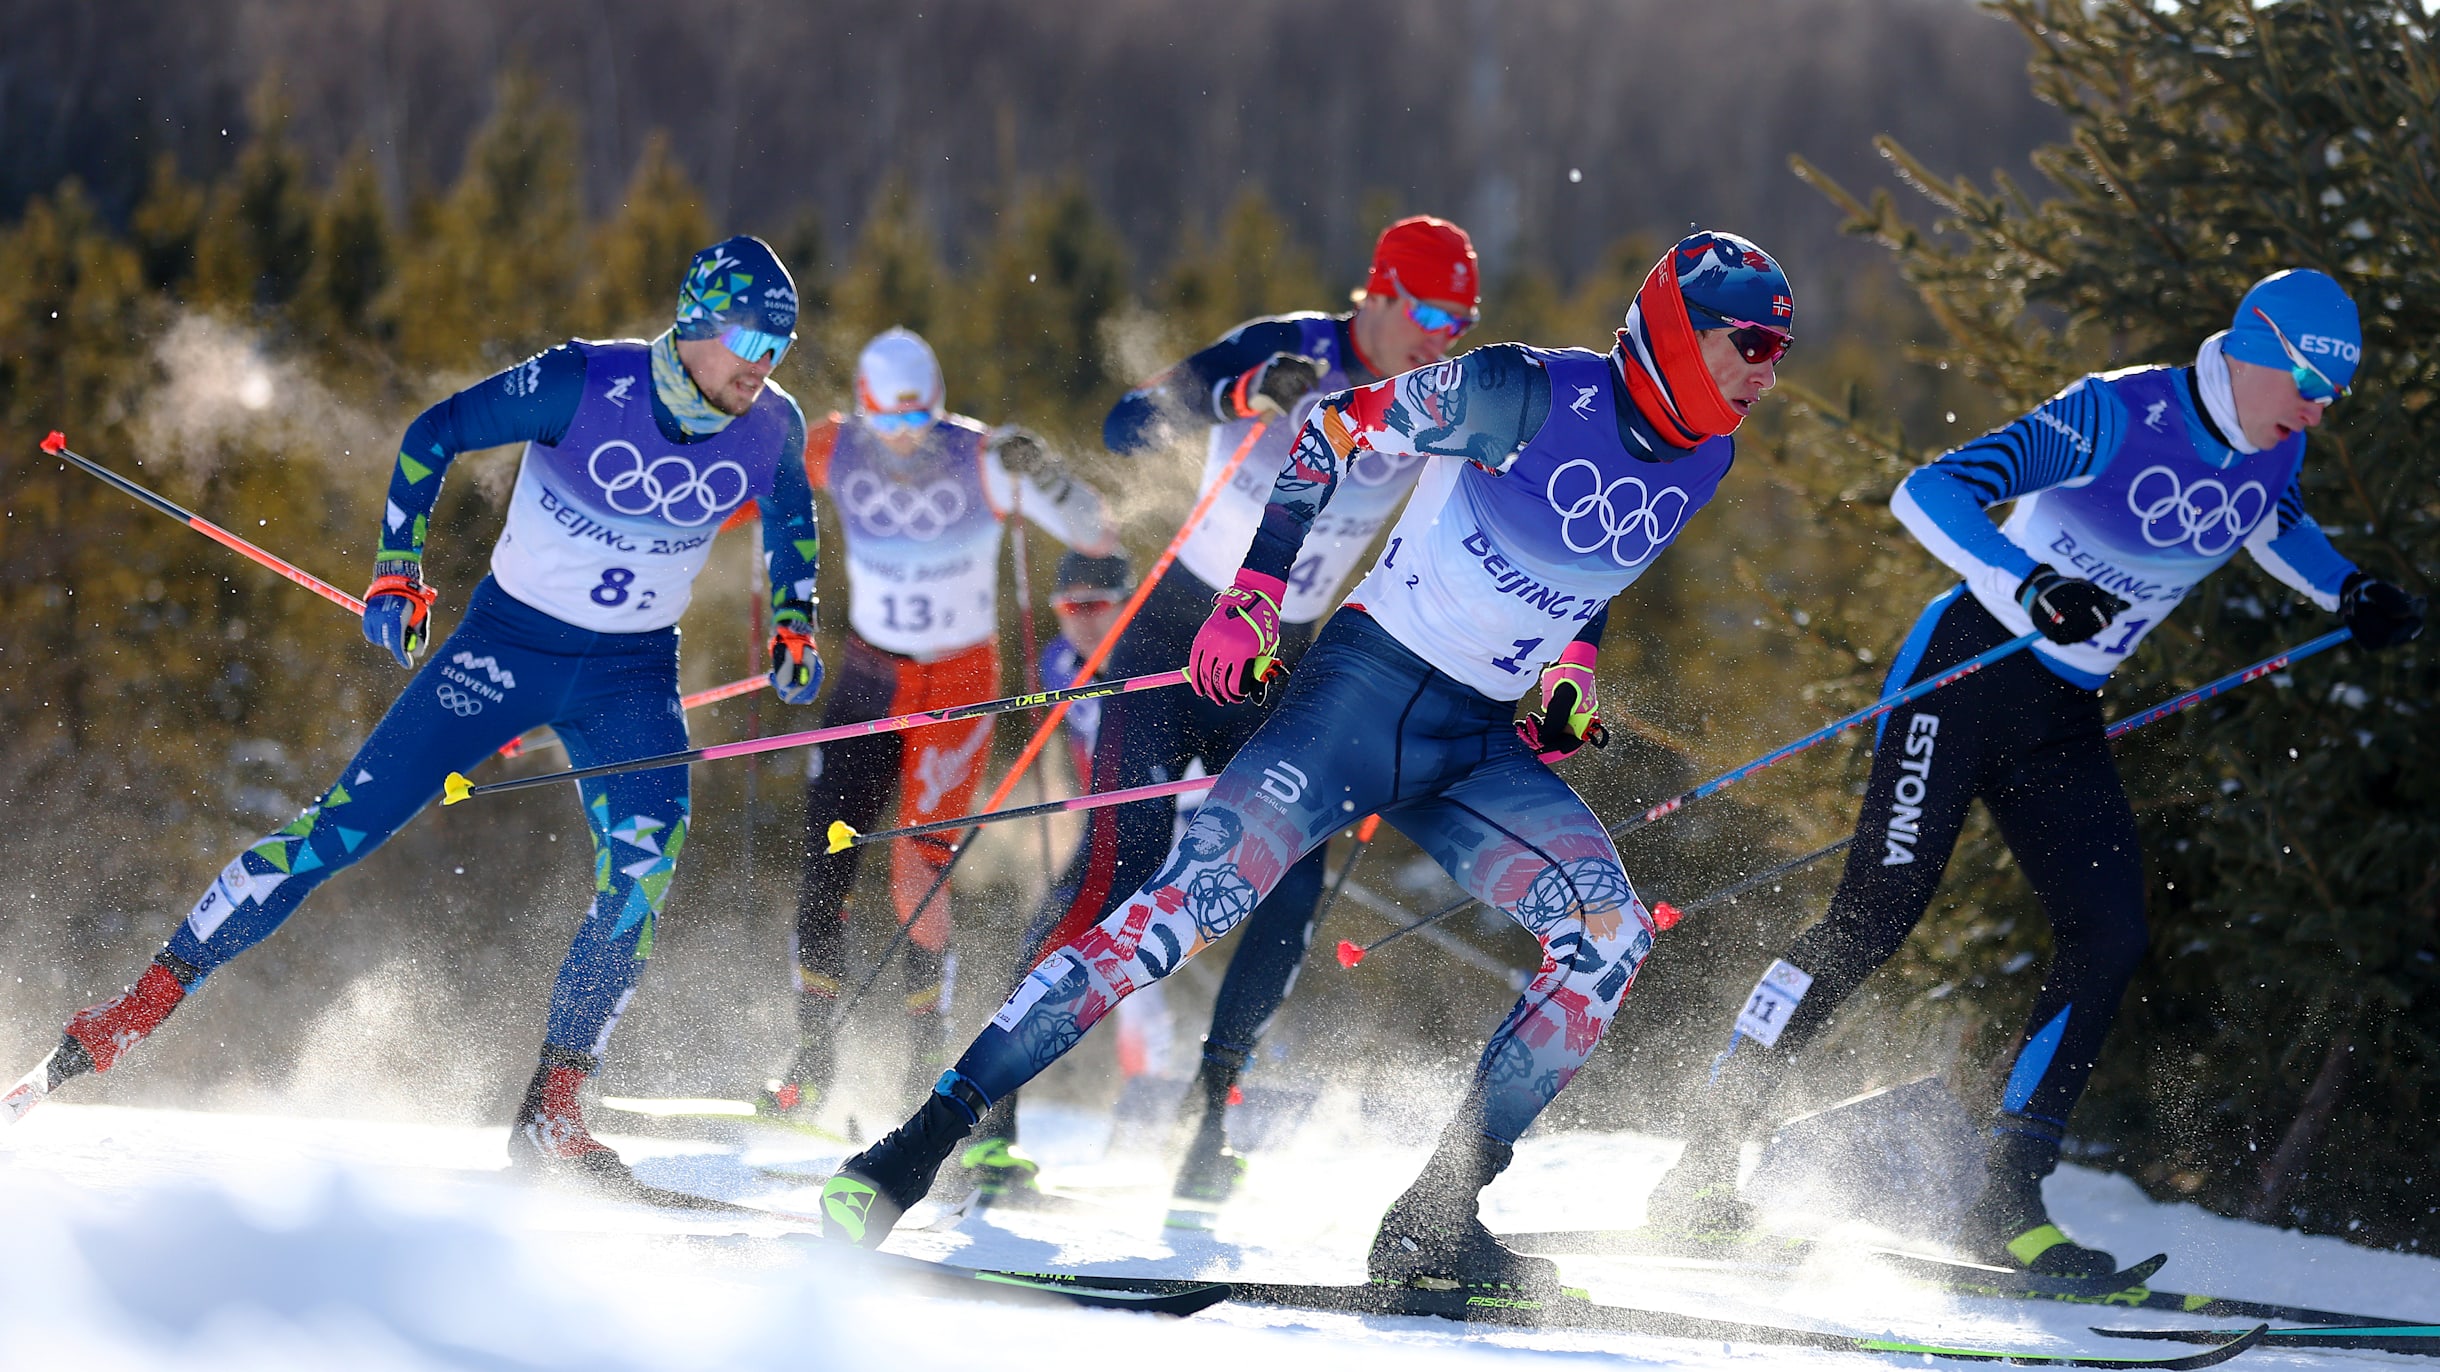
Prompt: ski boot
<box><xmin>821</xmin><ymin>1071</ymin><xmax>988</xmax><ymax>1247</ymax></box>
<box><xmin>1166</xmin><ymin>1056</ymin><xmax>1247</xmax><ymax>1229</ymax></box>
<box><xmin>1368</xmin><ymin>1128</ymin><xmax>1561</xmax><ymax>1296</ymax></box>
<box><xmin>1641</xmin><ymin>1032</ymin><xmax>1789</xmax><ymax>1248</ymax></box>
<box><xmin>8</xmin><ymin>952</ymin><xmax>200</xmax><ymax>1125</ymax></box>
<box><xmin>758</xmin><ymin>1032</ymin><xmax>835</xmax><ymax>1119</ymax></box>
<box><xmin>1956</xmin><ymin>1124</ymin><xmax>2117</xmax><ymax>1277</ymax></box>
<box><xmin>508</xmin><ymin>1046</ymin><xmax>643</xmax><ymax>1195</ymax></box>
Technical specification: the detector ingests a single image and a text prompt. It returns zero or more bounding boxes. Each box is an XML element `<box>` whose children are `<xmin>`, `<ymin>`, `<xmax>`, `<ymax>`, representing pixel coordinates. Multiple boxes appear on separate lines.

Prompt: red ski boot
<box><xmin>9</xmin><ymin>954</ymin><xmax>198</xmax><ymax>1126</ymax></box>
<box><xmin>509</xmin><ymin>1047</ymin><xmax>641</xmax><ymax>1193</ymax></box>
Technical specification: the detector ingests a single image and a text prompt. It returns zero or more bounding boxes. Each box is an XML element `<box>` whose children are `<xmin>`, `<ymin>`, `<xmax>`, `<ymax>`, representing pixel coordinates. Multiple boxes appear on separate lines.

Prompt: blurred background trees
<box><xmin>0</xmin><ymin>0</ymin><xmax>2429</xmax><ymax>1252</ymax></box>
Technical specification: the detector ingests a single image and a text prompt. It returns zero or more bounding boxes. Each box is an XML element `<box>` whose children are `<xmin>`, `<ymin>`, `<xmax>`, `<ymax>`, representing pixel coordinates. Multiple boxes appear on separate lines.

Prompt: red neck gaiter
<box><xmin>1618</xmin><ymin>256</ymin><xmax>1744</xmax><ymax>448</ymax></box>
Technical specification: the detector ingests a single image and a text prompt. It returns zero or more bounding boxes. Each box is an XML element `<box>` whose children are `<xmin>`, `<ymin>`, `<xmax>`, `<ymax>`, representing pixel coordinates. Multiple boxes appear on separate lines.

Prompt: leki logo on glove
<box><xmin>838</xmin><ymin>469</ymin><xmax>968</xmax><ymax>540</ymax></box>
<box><xmin>1546</xmin><ymin>459</ymin><xmax>1690</xmax><ymax>568</ymax></box>
<box><xmin>2124</xmin><ymin>465</ymin><xmax>2268</xmax><ymax>557</ymax></box>
<box><xmin>585</xmin><ymin>440</ymin><xmax>750</xmax><ymax>527</ymax></box>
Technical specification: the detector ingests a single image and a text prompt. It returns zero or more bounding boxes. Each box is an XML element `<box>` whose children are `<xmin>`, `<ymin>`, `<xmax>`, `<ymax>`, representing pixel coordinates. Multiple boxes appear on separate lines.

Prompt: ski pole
<box><xmin>42</xmin><ymin>431</ymin><xmax>769</xmax><ymax>756</ymax></box>
<box><xmin>1335</xmin><ymin>630</ymin><xmax>2042</xmax><ymax>965</ymax></box>
<box><xmin>1344</xmin><ymin>626</ymin><xmax>2358</xmax><ymax>967</ymax></box>
<box><xmin>826</xmin><ymin>775</ymin><xmax>1214</xmax><ymax>853</ymax></box>
<box><xmin>1007</xmin><ymin>481</ymin><xmax>1060</xmax><ymax>881</ymax></box>
<box><xmin>440</xmin><ymin>669</ymin><xmax>1192</xmax><ymax>804</ymax></box>
<box><xmin>831</xmin><ymin>419</ymin><xmax>1276</xmax><ymax>1020</ymax></box>
<box><xmin>42</xmin><ymin>430</ymin><xmax>367</xmax><ymax>614</ymax></box>
<box><xmin>1308</xmin><ymin>812</ymin><xmax>1383</xmax><ymax>938</ymax></box>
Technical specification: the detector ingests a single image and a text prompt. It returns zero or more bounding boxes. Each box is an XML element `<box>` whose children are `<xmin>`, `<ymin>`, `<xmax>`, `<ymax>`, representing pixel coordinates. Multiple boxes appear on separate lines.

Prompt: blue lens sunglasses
<box><xmin>2253</xmin><ymin>307</ymin><xmax>2347</xmax><ymax>404</ymax></box>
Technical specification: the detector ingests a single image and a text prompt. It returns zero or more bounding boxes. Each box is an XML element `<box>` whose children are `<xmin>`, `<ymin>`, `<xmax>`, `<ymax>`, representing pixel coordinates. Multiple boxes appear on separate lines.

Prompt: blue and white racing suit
<box><xmin>960</xmin><ymin>340</ymin><xmax>1726</xmax><ymax>1146</ymax></box>
<box><xmin>1725</xmin><ymin>355</ymin><xmax>2358</xmax><ymax>1156</ymax></box>
<box><xmin>164</xmin><ymin>339</ymin><xmax>819</xmax><ymax>1059</ymax></box>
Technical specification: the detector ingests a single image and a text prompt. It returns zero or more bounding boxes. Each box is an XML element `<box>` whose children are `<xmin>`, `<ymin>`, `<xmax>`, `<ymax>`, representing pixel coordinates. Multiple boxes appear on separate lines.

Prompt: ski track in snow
<box><xmin>4</xmin><ymin>1099</ymin><xmax>2434</xmax><ymax>1371</ymax></box>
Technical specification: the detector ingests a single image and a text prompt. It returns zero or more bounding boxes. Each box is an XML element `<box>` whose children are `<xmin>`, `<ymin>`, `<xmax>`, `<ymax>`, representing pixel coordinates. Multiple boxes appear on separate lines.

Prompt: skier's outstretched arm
<box><xmin>366</xmin><ymin>345</ymin><xmax>592</xmax><ymax>665</ymax></box>
<box><xmin>1890</xmin><ymin>377</ymin><xmax>2123</xmax><ymax>604</ymax></box>
<box><xmin>2243</xmin><ymin>471</ymin><xmax>2355</xmax><ymax>611</ymax></box>
<box><xmin>1102</xmin><ymin>318</ymin><xmax>1320</xmax><ymax>455</ymax></box>
<box><xmin>983</xmin><ymin>437</ymin><xmax>1118</xmax><ymax>555</ymax></box>
<box><xmin>758</xmin><ymin>394</ymin><xmax>823</xmax><ymax>702</ymax></box>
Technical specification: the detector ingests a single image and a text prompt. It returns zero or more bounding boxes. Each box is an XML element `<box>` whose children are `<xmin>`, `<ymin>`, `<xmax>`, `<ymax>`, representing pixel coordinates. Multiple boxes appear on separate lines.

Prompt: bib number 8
<box><xmin>592</xmin><ymin>567</ymin><xmax>637</xmax><ymax>606</ymax></box>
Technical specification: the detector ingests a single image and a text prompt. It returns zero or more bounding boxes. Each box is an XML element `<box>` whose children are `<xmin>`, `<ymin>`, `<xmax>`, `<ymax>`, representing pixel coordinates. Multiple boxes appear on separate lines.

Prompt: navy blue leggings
<box><xmin>1024</xmin><ymin>572</ymin><xmax>1327</xmax><ymax>1064</ymax></box>
<box><xmin>164</xmin><ymin>578</ymin><xmax>692</xmax><ymax>1057</ymax></box>
<box><xmin>1754</xmin><ymin>589</ymin><xmax>2146</xmax><ymax>1149</ymax></box>
<box><xmin>968</xmin><ymin>610</ymin><xmax>1658</xmax><ymax>1144</ymax></box>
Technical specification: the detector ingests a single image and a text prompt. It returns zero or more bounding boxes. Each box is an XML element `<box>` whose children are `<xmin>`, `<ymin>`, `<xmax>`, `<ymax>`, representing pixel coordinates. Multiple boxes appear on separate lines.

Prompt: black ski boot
<box><xmin>821</xmin><ymin>1072</ymin><xmax>989</xmax><ymax>1247</ymax></box>
<box><xmin>1369</xmin><ymin>1129</ymin><xmax>1561</xmax><ymax>1295</ymax></box>
<box><xmin>1957</xmin><ymin>1124</ymin><xmax>2117</xmax><ymax>1277</ymax></box>
<box><xmin>1168</xmin><ymin>1055</ymin><xmax>1248</xmax><ymax>1227</ymax></box>
<box><xmin>1642</xmin><ymin>1034</ymin><xmax>1791</xmax><ymax>1246</ymax></box>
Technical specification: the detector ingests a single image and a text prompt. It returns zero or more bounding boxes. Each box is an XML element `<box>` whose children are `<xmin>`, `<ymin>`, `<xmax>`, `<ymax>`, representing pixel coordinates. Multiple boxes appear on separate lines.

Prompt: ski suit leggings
<box><xmin>163</xmin><ymin>577</ymin><xmax>691</xmax><ymax>1057</ymax></box>
<box><xmin>963</xmin><ymin>608</ymin><xmax>1657</xmax><ymax>1145</ymax></box>
<box><xmin>1023</xmin><ymin>571</ymin><xmax>1326</xmax><ymax>1064</ymax></box>
<box><xmin>1758</xmin><ymin>588</ymin><xmax>2146</xmax><ymax>1145</ymax></box>
<box><xmin>795</xmin><ymin>634</ymin><xmax>997</xmax><ymax>1012</ymax></box>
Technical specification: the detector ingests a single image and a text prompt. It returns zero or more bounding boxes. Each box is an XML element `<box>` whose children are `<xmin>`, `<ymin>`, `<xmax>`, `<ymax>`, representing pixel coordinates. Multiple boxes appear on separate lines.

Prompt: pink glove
<box><xmin>1188</xmin><ymin>569</ymin><xmax>1287</xmax><ymax>704</ymax></box>
<box><xmin>1515</xmin><ymin>641</ymin><xmax>1605</xmax><ymax>763</ymax></box>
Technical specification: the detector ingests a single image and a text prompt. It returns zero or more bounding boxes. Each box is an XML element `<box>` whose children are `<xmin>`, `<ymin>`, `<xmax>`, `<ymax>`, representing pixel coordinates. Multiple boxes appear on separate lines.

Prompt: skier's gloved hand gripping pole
<box><xmin>40</xmin><ymin>430</ymin><xmax>772</xmax><ymax>755</ymax></box>
<box><xmin>1335</xmin><ymin>628</ymin><xmax>2044</xmax><ymax>967</ymax></box>
<box><xmin>1577</xmin><ymin>626</ymin><xmax>2365</xmax><ymax>939</ymax></box>
<box><xmin>827</xmin><ymin>418</ymin><xmax>1283</xmax><ymax>1019</ymax></box>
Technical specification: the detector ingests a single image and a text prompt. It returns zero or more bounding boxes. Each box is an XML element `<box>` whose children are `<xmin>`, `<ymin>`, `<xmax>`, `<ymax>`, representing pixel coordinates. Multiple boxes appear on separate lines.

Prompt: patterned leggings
<box><xmin>954</xmin><ymin>609</ymin><xmax>1655</xmax><ymax>1144</ymax></box>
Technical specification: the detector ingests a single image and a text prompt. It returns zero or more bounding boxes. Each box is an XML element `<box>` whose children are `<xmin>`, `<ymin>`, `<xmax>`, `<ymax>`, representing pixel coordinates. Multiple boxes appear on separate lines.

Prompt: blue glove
<box><xmin>363</xmin><ymin>569</ymin><xmax>437</xmax><ymax>669</ymax></box>
<box><xmin>770</xmin><ymin>623</ymin><xmax>823</xmax><ymax>704</ymax></box>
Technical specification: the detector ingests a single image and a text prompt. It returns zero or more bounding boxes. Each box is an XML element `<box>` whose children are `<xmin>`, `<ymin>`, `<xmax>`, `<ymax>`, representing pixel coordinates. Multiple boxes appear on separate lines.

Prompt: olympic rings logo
<box><xmin>2124</xmin><ymin>465</ymin><xmax>2268</xmax><ymax>557</ymax></box>
<box><xmin>434</xmin><ymin>683</ymin><xmax>485</xmax><ymax>717</ymax></box>
<box><xmin>1546</xmin><ymin>459</ymin><xmax>1690</xmax><ymax>568</ymax></box>
<box><xmin>585</xmin><ymin>441</ymin><xmax>749</xmax><ymax>527</ymax></box>
<box><xmin>837</xmin><ymin>469</ymin><xmax>968</xmax><ymax>540</ymax></box>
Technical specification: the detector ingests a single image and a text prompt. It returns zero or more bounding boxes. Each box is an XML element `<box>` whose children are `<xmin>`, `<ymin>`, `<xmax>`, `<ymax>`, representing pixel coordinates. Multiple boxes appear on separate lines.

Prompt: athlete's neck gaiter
<box><xmin>2194</xmin><ymin>331</ymin><xmax>2259</xmax><ymax>454</ymax></box>
<box><xmin>651</xmin><ymin>329</ymin><xmax>739</xmax><ymax>437</ymax></box>
<box><xmin>1614</xmin><ymin>258</ymin><xmax>1745</xmax><ymax>448</ymax></box>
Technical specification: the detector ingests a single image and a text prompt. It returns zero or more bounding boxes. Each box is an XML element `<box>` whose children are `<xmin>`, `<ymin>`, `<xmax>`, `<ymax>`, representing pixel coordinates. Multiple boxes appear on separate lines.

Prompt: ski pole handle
<box><xmin>442</xmin><ymin>668</ymin><xmax>1192</xmax><ymax>804</ymax></box>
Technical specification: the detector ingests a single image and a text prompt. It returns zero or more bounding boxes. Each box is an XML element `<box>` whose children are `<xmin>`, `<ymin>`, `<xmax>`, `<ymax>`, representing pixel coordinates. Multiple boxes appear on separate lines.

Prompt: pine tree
<box><xmin>1785</xmin><ymin>0</ymin><xmax>2440</xmax><ymax>1248</ymax></box>
<box><xmin>967</xmin><ymin>178</ymin><xmax>1131</xmax><ymax>436</ymax></box>
<box><xmin>585</xmin><ymin>132</ymin><xmax>713</xmax><ymax>341</ymax></box>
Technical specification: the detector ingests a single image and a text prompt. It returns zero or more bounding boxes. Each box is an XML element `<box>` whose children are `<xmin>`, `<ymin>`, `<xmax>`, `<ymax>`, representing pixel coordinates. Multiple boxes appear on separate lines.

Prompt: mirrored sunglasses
<box><xmin>1391</xmin><ymin>272</ymin><xmax>1477</xmax><ymax>338</ymax></box>
<box><xmin>2254</xmin><ymin>307</ymin><xmax>2347</xmax><ymax>404</ymax></box>
<box><xmin>720</xmin><ymin>325</ymin><xmax>793</xmax><ymax>366</ymax></box>
<box><xmin>1686</xmin><ymin>302</ymin><xmax>1792</xmax><ymax>365</ymax></box>
<box><xmin>1052</xmin><ymin>589</ymin><xmax>1128</xmax><ymax>614</ymax></box>
<box><xmin>865</xmin><ymin>408</ymin><xmax>939</xmax><ymax>436</ymax></box>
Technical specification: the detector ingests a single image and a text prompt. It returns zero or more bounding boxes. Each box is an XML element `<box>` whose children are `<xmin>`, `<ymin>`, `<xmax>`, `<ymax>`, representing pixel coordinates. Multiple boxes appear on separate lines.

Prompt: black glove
<box><xmin>2015</xmin><ymin>564</ymin><xmax>2128</xmax><ymax>645</ymax></box>
<box><xmin>990</xmin><ymin>428</ymin><xmax>1053</xmax><ymax>478</ymax></box>
<box><xmin>1232</xmin><ymin>353</ymin><xmax>1327</xmax><ymax>418</ymax></box>
<box><xmin>2340</xmin><ymin>571</ymin><xmax>2426</xmax><ymax>650</ymax></box>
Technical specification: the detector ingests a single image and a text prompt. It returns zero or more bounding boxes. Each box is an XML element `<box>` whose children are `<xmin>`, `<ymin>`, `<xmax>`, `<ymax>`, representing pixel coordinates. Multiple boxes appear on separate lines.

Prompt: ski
<box><xmin>1501</xmin><ymin>1228</ymin><xmax>2167</xmax><ymax>1301</ymax></box>
<box><xmin>868</xmin><ymin>1253</ymin><xmax>1227</xmax><ymax>1317</ymax></box>
<box><xmin>1501</xmin><ymin>1227</ymin><xmax>2421</xmax><ymax>1328</ymax></box>
<box><xmin>980</xmin><ymin>1270</ymin><xmax>2264</xmax><ymax>1366</ymax></box>
<box><xmin>2095</xmin><ymin>1323</ymin><xmax>2440</xmax><ymax>1357</ymax></box>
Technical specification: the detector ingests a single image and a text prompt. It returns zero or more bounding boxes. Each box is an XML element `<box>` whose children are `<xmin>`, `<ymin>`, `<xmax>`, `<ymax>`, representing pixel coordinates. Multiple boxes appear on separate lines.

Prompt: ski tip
<box><xmin>1652</xmin><ymin>900</ymin><xmax>1684</xmax><ymax>931</ymax></box>
<box><xmin>1334</xmin><ymin>939</ymin><xmax>1366</xmax><ymax>968</ymax></box>
<box><xmin>40</xmin><ymin>430</ymin><xmax>66</xmax><ymax>455</ymax></box>
<box><xmin>826</xmin><ymin>820</ymin><xmax>858</xmax><ymax>854</ymax></box>
<box><xmin>440</xmin><ymin>771</ymin><xmax>473</xmax><ymax>806</ymax></box>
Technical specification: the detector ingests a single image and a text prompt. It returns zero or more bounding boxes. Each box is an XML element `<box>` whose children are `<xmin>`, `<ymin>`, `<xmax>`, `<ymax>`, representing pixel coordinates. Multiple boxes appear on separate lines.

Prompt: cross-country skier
<box><xmin>2</xmin><ymin>238</ymin><xmax>826</xmax><ymax>1196</ymax></box>
<box><xmin>1039</xmin><ymin>549</ymin><xmax>1136</xmax><ymax>778</ymax></box>
<box><xmin>962</xmin><ymin>216</ymin><xmax>1484</xmax><ymax>1205</ymax></box>
<box><xmin>1644</xmin><ymin>269</ymin><xmax>2424</xmax><ymax>1276</ymax></box>
<box><xmin>819</xmin><ymin>231</ymin><xmax>1796</xmax><ymax>1294</ymax></box>
<box><xmin>768</xmin><ymin>328</ymin><xmax>1115</xmax><ymax>1111</ymax></box>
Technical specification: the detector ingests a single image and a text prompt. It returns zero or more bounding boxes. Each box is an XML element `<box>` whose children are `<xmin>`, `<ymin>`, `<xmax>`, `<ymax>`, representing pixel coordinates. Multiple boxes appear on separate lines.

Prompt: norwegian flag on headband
<box><xmin>1668</xmin><ymin>229</ymin><xmax>1795</xmax><ymax>335</ymax></box>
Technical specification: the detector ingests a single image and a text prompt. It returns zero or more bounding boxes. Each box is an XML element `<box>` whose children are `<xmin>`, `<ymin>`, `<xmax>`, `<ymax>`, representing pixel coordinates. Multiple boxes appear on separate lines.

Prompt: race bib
<box><xmin>1732</xmin><ymin>959</ymin><xmax>1814</xmax><ymax>1048</ymax></box>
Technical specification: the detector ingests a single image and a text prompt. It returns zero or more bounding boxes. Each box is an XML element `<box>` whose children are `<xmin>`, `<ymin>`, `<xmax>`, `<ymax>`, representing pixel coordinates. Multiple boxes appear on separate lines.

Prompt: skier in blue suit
<box><xmin>1647</xmin><ymin>269</ymin><xmax>2423</xmax><ymax>1275</ymax></box>
<box><xmin>5</xmin><ymin>238</ymin><xmax>827</xmax><ymax>1198</ymax></box>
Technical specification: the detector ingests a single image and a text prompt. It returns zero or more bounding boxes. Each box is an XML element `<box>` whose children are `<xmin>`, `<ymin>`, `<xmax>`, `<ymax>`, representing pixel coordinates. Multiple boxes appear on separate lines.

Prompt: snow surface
<box><xmin>4</xmin><ymin>1097</ymin><xmax>2435</xmax><ymax>1371</ymax></box>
